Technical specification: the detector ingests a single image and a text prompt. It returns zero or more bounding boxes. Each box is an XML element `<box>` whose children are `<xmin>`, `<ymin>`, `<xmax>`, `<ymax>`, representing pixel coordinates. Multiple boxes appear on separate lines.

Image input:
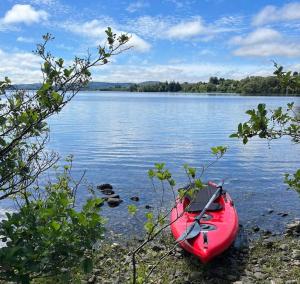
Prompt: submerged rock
<box><xmin>130</xmin><ymin>196</ymin><xmax>140</xmax><ymax>202</ymax></box>
<box><xmin>107</xmin><ymin>198</ymin><xmax>123</xmax><ymax>207</ymax></box>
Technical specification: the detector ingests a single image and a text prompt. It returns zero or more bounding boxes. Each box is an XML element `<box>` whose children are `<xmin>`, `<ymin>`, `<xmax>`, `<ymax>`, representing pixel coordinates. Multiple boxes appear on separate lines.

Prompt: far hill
<box><xmin>11</xmin><ymin>81</ymin><xmax>160</xmax><ymax>91</ymax></box>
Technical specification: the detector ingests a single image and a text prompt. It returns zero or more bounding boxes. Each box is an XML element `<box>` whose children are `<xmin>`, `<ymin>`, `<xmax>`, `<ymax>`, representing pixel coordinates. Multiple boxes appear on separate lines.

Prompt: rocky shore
<box><xmin>83</xmin><ymin>219</ymin><xmax>300</xmax><ymax>284</ymax></box>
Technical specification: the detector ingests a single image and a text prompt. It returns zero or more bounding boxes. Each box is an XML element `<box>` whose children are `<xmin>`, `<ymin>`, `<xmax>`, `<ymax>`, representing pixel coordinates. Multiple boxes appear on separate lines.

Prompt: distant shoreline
<box><xmin>10</xmin><ymin>89</ymin><xmax>300</xmax><ymax>97</ymax></box>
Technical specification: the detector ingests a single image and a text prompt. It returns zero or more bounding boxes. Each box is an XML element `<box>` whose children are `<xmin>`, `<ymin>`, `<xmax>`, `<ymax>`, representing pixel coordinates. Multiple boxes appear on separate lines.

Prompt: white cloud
<box><xmin>1</xmin><ymin>4</ymin><xmax>48</xmax><ymax>25</ymax></box>
<box><xmin>125</xmin><ymin>16</ymin><xmax>169</xmax><ymax>39</ymax></box>
<box><xmin>230</xmin><ymin>28</ymin><xmax>300</xmax><ymax>57</ymax></box>
<box><xmin>17</xmin><ymin>36</ymin><xmax>35</xmax><ymax>43</ymax></box>
<box><xmin>126</xmin><ymin>1</ymin><xmax>148</xmax><ymax>13</ymax></box>
<box><xmin>66</xmin><ymin>19</ymin><xmax>151</xmax><ymax>53</ymax></box>
<box><xmin>166</xmin><ymin>19</ymin><xmax>206</xmax><ymax>39</ymax></box>
<box><xmin>233</xmin><ymin>43</ymin><xmax>300</xmax><ymax>57</ymax></box>
<box><xmin>230</xmin><ymin>28</ymin><xmax>281</xmax><ymax>45</ymax></box>
<box><xmin>253</xmin><ymin>2</ymin><xmax>300</xmax><ymax>26</ymax></box>
<box><xmin>0</xmin><ymin>49</ymin><xmax>41</xmax><ymax>83</ymax></box>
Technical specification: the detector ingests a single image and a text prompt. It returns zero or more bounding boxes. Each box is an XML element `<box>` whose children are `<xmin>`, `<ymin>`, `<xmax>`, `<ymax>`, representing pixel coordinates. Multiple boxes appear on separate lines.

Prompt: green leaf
<box><xmin>194</xmin><ymin>179</ymin><xmax>203</xmax><ymax>189</ymax></box>
<box><xmin>238</xmin><ymin>123</ymin><xmax>243</xmax><ymax>134</ymax></box>
<box><xmin>128</xmin><ymin>205</ymin><xmax>137</xmax><ymax>215</ymax></box>
<box><xmin>148</xmin><ymin>169</ymin><xmax>155</xmax><ymax>178</ymax></box>
<box><xmin>51</xmin><ymin>221</ymin><xmax>61</xmax><ymax>231</ymax></box>
<box><xmin>169</xmin><ymin>179</ymin><xmax>176</xmax><ymax>187</ymax></box>
<box><xmin>145</xmin><ymin>212</ymin><xmax>153</xmax><ymax>220</ymax></box>
<box><xmin>144</xmin><ymin>221</ymin><xmax>154</xmax><ymax>233</ymax></box>
<box><xmin>229</xmin><ymin>133</ymin><xmax>238</xmax><ymax>138</ymax></box>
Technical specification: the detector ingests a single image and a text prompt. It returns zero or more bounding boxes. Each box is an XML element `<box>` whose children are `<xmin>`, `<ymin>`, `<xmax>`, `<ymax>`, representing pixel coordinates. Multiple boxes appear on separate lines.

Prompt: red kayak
<box><xmin>170</xmin><ymin>182</ymin><xmax>239</xmax><ymax>263</ymax></box>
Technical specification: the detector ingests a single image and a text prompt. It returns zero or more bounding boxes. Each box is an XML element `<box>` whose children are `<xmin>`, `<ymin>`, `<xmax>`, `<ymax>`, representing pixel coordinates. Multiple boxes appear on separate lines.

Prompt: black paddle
<box><xmin>176</xmin><ymin>185</ymin><xmax>222</xmax><ymax>242</ymax></box>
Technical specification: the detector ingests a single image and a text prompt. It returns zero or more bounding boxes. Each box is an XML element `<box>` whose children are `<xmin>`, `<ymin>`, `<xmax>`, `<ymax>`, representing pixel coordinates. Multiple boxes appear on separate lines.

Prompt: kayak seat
<box><xmin>184</xmin><ymin>184</ymin><xmax>223</xmax><ymax>212</ymax></box>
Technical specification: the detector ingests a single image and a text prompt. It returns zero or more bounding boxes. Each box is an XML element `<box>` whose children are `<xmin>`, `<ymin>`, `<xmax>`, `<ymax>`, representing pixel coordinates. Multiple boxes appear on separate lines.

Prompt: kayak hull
<box><xmin>170</xmin><ymin>183</ymin><xmax>239</xmax><ymax>263</ymax></box>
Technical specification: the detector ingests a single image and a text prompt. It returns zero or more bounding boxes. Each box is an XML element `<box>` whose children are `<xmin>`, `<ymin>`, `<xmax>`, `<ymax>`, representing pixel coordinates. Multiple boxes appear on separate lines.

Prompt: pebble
<box><xmin>263</xmin><ymin>238</ymin><xmax>274</xmax><ymax>248</ymax></box>
<box><xmin>291</xmin><ymin>249</ymin><xmax>300</xmax><ymax>260</ymax></box>
<box><xmin>226</xmin><ymin>274</ymin><xmax>237</xmax><ymax>281</ymax></box>
<box><xmin>254</xmin><ymin>272</ymin><xmax>266</xmax><ymax>280</ymax></box>
<box><xmin>189</xmin><ymin>271</ymin><xmax>202</xmax><ymax>280</ymax></box>
<box><xmin>151</xmin><ymin>244</ymin><xmax>165</xmax><ymax>252</ymax></box>
<box><xmin>279</xmin><ymin>244</ymin><xmax>289</xmax><ymax>251</ymax></box>
<box><xmin>286</xmin><ymin>220</ymin><xmax>300</xmax><ymax>234</ymax></box>
<box><xmin>87</xmin><ymin>275</ymin><xmax>96</xmax><ymax>283</ymax></box>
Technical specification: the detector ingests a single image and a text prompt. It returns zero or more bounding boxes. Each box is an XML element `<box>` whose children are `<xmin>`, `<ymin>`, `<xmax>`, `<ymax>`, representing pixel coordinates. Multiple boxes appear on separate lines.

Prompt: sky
<box><xmin>0</xmin><ymin>0</ymin><xmax>300</xmax><ymax>83</ymax></box>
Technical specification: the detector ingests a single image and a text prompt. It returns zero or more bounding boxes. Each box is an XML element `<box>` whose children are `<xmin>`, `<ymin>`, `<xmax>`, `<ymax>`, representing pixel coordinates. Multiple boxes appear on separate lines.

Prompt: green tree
<box><xmin>0</xmin><ymin>28</ymin><xmax>130</xmax><ymax>283</ymax></box>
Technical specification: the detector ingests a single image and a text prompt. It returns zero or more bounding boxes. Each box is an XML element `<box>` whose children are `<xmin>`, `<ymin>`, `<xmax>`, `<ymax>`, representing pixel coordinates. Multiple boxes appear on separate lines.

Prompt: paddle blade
<box><xmin>176</xmin><ymin>222</ymin><xmax>202</xmax><ymax>242</ymax></box>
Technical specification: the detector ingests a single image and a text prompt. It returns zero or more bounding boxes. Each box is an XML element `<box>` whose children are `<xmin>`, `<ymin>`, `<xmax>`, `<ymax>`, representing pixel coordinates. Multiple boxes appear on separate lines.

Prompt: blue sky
<box><xmin>0</xmin><ymin>0</ymin><xmax>300</xmax><ymax>83</ymax></box>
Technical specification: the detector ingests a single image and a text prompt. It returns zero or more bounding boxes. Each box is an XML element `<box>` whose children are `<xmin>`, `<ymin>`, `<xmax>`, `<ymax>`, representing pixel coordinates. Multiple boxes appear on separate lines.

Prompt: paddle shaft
<box><xmin>194</xmin><ymin>186</ymin><xmax>222</xmax><ymax>222</ymax></box>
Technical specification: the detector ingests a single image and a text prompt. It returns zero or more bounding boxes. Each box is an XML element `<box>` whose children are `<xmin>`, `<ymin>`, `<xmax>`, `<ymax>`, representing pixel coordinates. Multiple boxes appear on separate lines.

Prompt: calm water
<box><xmin>8</xmin><ymin>92</ymin><xmax>300</xmax><ymax>234</ymax></box>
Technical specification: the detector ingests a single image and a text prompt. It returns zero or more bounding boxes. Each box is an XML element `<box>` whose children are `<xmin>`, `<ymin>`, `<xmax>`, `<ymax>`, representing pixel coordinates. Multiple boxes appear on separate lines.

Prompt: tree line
<box><xmin>128</xmin><ymin>74</ymin><xmax>300</xmax><ymax>95</ymax></box>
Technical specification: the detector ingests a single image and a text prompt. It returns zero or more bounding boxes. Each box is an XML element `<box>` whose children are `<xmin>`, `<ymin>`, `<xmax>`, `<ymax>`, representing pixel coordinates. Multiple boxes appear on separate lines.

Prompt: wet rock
<box><xmin>291</xmin><ymin>249</ymin><xmax>300</xmax><ymax>260</ymax></box>
<box><xmin>107</xmin><ymin>198</ymin><xmax>123</xmax><ymax>207</ymax></box>
<box><xmin>130</xmin><ymin>196</ymin><xmax>140</xmax><ymax>202</ymax></box>
<box><xmin>101</xmin><ymin>188</ymin><xmax>115</xmax><ymax>195</ymax></box>
<box><xmin>267</xmin><ymin>209</ymin><xmax>274</xmax><ymax>214</ymax></box>
<box><xmin>252</xmin><ymin>225</ymin><xmax>260</xmax><ymax>232</ymax></box>
<box><xmin>145</xmin><ymin>205</ymin><xmax>152</xmax><ymax>209</ymax></box>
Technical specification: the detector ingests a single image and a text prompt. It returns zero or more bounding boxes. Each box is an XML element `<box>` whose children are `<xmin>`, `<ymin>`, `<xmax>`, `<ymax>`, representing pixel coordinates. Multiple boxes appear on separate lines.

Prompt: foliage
<box><xmin>127</xmin><ymin>146</ymin><xmax>227</xmax><ymax>284</ymax></box>
<box><xmin>0</xmin><ymin>162</ymin><xmax>105</xmax><ymax>283</ymax></box>
<box><xmin>125</xmin><ymin>75</ymin><xmax>300</xmax><ymax>94</ymax></box>
<box><xmin>129</xmin><ymin>81</ymin><xmax>182</xmax><ymax>92</ymax></box>
<box><xmin>231</xmin><ymin>64</ymin><xmax>300</xmax><ymax>194</ymax></box>
<box><xmin>0</xmin><ymin>30</ymin><xmax>129</xmax><ymax>202</ymax></box>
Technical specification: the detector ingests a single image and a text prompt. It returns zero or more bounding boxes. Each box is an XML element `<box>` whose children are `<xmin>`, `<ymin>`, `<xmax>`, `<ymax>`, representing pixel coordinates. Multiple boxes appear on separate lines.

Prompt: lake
<box><xmin>15</xmin><ymin>92</ymin><xmax>300</xmax><ymax>234</ymax></box>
